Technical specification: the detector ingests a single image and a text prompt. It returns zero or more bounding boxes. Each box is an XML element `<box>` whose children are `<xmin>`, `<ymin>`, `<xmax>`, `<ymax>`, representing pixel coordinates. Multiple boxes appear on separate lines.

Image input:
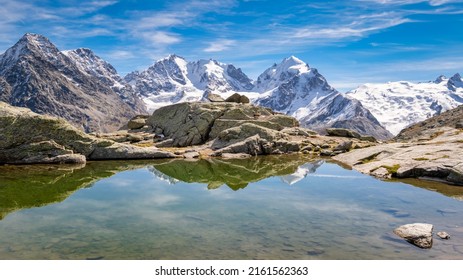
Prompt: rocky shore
<box><xmin>2</xmin><ymin>99</ymin><xmax>462</xmax><ymax>186</ymax></box>
<box><xmin>334</xmin><ymin>105</ymin><xmax>463</xmax><ymax>186</ymax></box>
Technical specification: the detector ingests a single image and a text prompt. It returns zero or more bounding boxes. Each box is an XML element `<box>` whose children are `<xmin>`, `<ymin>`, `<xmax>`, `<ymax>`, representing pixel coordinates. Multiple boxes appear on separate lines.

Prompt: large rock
<box><xmin>147</xmin><ymin>102</ymin><xmax>225</xmax><ymax>147</ymax></box>
<box><xmin>147</xmin><ymin>102</ymin><xmax>299</xmax><ymax>148</ymax></box>
<box><xmin>205</xmin><ymin>92</ymin><xmax>225</xmax><ymax>102</ymax></box>
<box><xmin>212</xmin><ymin>123</ymin><xmax>288</xmax><ymax>149</ymax></box>
<box><xmin>326</xmin><ymin>128</ymin><xmax>361</xmax><ymax>138</ymax></box>
<box><xmin>393</xmin><ymin>223</ymin><xmax>433</xmax><ymax>249</ymax></box>
<box><xmin>127</xmin><ymin>115</ymin><xmax>149</xmax><ymax>130</ymax></box>
<box><xmin>225</xmin><ymin>93</ymin><xmax>250</xmax><ymax>104</ymax></box>
<box><xmin>0</xmin><ymin>102</ymin><xmax>175</xmax><ymax>164</ymax></box>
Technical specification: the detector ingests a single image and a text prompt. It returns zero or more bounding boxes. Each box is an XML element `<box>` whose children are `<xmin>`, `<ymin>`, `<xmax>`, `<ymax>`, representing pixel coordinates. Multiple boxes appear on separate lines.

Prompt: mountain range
<box><xmin>347</xmin><ymin>74</ymin><xmax>463</xmax><ymax>135</ymax></box>
<box><xmin>124</xmin><ymin>54</ymin><xmax>392</xmax><ymax>139</ymax></box>
<box><xmin>1</xmin><ymin>33</ymin><xmax>461</xmax><ymax>139</ymax></box>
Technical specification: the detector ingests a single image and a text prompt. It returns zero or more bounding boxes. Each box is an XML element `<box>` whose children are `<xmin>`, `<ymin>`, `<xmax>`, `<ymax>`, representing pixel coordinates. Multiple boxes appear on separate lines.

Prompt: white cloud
<box><xmin>106</xmin><ymin>50</ymin><xmax>136</xmax><ymax>60</ymax></box>
<box><xmin>355</xmin><ymin>0</ymin><xmax>463</xmax><ymax>5</ymax></box>
<box><xmin>137</xmin><ymin>13</ymin><xmax>185</xmax><ymax>29</ymax></box>
<box><xmin>140</xmin><ymin>31</ymin><xmax>181</xmax><ymax>45</ymax></box>
<box><xmin>292</xmin><ymin>13</ymin><xmax>411</xmax><ymax>40</ymax></box>
<box><xmin>429</xmin><ymin>0</ymin><xmax>463</xmax><ymax>5</ymax></box>
<box><xmin>204</xmin><ymin>39</ymin><xmax>236</xmax><ymax>52</ymax></box>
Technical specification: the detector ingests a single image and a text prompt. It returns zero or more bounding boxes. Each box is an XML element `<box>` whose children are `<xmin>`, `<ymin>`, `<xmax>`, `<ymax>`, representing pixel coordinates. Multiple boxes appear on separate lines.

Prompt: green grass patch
<box><xmin>383</xmin><ymin>164</ymin><xmax>401</xmax><ymax>175</ymax></box>
<box><xmin>413</xmin><ymin>157</ymin><xmax>429</xmax><ymax>161</ymax></box>
<box><xmin>358</xmin><ymin>152</ymin><xmax>382</xmax><ymax>164</ymax></box>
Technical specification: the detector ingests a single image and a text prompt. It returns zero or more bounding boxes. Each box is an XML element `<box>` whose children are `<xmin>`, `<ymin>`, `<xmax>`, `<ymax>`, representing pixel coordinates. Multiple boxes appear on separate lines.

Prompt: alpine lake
<box><xmin>1</xmin><ymin>155</ymin><xmax>463</xmax><ymax>260</ymax></box>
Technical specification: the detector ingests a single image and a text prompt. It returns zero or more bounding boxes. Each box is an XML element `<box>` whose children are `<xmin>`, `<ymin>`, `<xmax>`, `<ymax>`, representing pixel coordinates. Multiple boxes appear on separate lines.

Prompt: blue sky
<box><xmin>1</xmin><ymin>0</ymin><xmax>462</xmax><ymax>92</ymax></box>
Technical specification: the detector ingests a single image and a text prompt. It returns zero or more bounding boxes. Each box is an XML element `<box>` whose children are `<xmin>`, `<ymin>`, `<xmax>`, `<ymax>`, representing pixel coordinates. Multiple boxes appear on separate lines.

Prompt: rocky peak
<box><xmin>448</xmin><ymin>73</ymin><xmax>463</xmax><ymax>90</ymax></box>
<box><xmin>62</xmin><ymin>48</ymin><xmax>119</xmax><ymax>81</ymax></box>
<box><xmin>434</xmin><ymin>75</ymin><xmax>447</xmax><ymax>84</ymax></box>
<box><xmin>0</xmin><ymin>34</ymin><xmax>145</xmax><ymax>132</ymax></box>
<box><xmin>280</xmin><ymin>55</ymin><xmax>309</xmax><ymax>73</ymax></box>
<box><xmin>167</xmin><ymin>53</ymin><xmax>182</xmax><ymax>60</ymax></box>
<box><xmin>0</xmin><ymin>33</ymin><xmax>63</xmax><ymax>74</ymax></box>
<box><xmin>17</xmin><ymin>33</ymin><xmax>58</xmax><ymax>54</ymax></box>
<box><xmin>255</xmin><ymin>56</ymin><xmax>311</xmax><ymax>92</ymax></box>
<box><xmin>225</xmin><ymin>64</ymin><xmax>254</xmax><ymax>90</ymax></box>
<box><xmin>62</xmin><ymin>47</ymin><xmax>147</xmax><ymax>113</ymax></box>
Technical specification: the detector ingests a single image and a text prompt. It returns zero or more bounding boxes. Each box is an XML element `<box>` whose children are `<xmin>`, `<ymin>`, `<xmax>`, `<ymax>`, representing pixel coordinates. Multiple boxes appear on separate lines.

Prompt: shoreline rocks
<box><xmin>0</xmin><ymin>102</ymin><xmax>175</xmax><ymax>164</ymax></box>
<box><xmin>333</xmin><ymin>126</ymin><xmax>463</xmax><ymax>185</ymax></box>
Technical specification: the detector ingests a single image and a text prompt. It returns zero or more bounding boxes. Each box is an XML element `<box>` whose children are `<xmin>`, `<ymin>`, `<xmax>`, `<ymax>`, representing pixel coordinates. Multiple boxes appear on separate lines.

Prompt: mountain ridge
<box><xmin>125</xmin><ymin>53</ymin><xmax>392</xmax><ymax>139</ymax></box>
<box><xmin>0</xmin><ymin>33</ymin><xmax>396</xmax><ymax>139</ymax></box>
<box><xmin>0</xmin><ymin>33</ymin><xmax>146</xmax><ymax>133</ymax></box>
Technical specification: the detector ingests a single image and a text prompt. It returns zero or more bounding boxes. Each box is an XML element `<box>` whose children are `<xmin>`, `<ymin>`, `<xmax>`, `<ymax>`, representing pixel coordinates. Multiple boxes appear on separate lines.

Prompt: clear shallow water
<box><xmin>1</xmin><ymin>155</ymin><xmax>463</xmax><ymax>260</ymax></box>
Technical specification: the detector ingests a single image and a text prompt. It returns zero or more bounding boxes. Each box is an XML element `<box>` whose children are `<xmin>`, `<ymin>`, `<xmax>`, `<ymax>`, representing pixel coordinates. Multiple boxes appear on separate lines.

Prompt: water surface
<box><xmin>1</xmin><ymin>155</ymin><xmax>463</xmax><ymax>259</ymax></box>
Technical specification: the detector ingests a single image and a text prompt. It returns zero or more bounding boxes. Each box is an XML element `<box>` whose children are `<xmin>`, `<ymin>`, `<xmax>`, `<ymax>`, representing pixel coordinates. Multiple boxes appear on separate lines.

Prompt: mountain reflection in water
<box><xmin>2</xmin><ymin>155</ymin><xmax>463</xmax><ymax>260</ymax></box>
<box><xmin>1</xmin><ymin>155</ymin><xmax>463</xmax><ymax>221</ymax></box>
<box><xmin>150</xmin><ymin>156</ymin><xmax>324</xmax><ymax>190</ymax></box>
<box><xmin>0</xmin><ymin>155</ymin><xmax>321</xmax><ymax>219</ymax></box>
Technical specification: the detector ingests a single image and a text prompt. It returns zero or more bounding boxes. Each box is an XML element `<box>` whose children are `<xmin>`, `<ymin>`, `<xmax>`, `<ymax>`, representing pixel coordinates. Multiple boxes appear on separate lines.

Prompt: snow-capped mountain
<box><xmin>62</xmin><ymin>48</ymin><xmax>146</xmax><ymax>113</ymax></box>
<box><xmin>126</xmin><ymin>55</ymin><xmax>391</xmax><ymax>139</ymax></box>
<box><xmin>255</xmin><ymin>56</ymin><xmax>393</xmax><ymax>140</ymax></box>
<box><xmin>0</xmin><ymin>33</ymin><xmax>395</xmax><ymax>138</ymax></box>
<box><xmin>0</xmin><ymin>33</ymin><xmax>145</xmax><ymax>132</ymax></box>
<box><xmin>346</xmin><ymin>74</ymin><xmax>463</xmax><ymax>135</ymax></box>
<box><xmin>255</xmin><ymin>56</ymin><xmax>337</xmax><ymax>113</ymax></box>
<box><xmin>124</xmin><ymin>54</ymin><xmax>256</xmax><ymax>111</ymax></box>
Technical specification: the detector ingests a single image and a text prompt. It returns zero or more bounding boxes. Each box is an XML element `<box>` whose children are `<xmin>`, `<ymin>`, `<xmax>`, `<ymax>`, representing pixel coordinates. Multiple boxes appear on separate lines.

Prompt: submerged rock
<box><xmin>437</xmin><ymin>231</ymin><xmax>450</xmax><ymax>240</ymax></box>
<box><xmin>393</xmin><ymin>223</ymin><xmax>433</xmax><ymax>249</ymax></box>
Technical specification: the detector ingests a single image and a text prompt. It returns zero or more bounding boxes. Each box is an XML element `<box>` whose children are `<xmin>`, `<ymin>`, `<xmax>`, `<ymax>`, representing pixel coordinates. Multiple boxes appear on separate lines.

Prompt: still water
<box><xmin>1</xmin><ymin>155</ymin><xmax>463</xmax><ymax>259</ymax></box>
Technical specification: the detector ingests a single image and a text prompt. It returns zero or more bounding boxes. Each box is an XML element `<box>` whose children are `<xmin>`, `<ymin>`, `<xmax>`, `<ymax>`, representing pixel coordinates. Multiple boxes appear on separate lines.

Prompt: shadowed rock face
<box><xmin>150</xmin><ymin>155</ymin><xmax>323</xmax><ymax>190</ymax></box>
